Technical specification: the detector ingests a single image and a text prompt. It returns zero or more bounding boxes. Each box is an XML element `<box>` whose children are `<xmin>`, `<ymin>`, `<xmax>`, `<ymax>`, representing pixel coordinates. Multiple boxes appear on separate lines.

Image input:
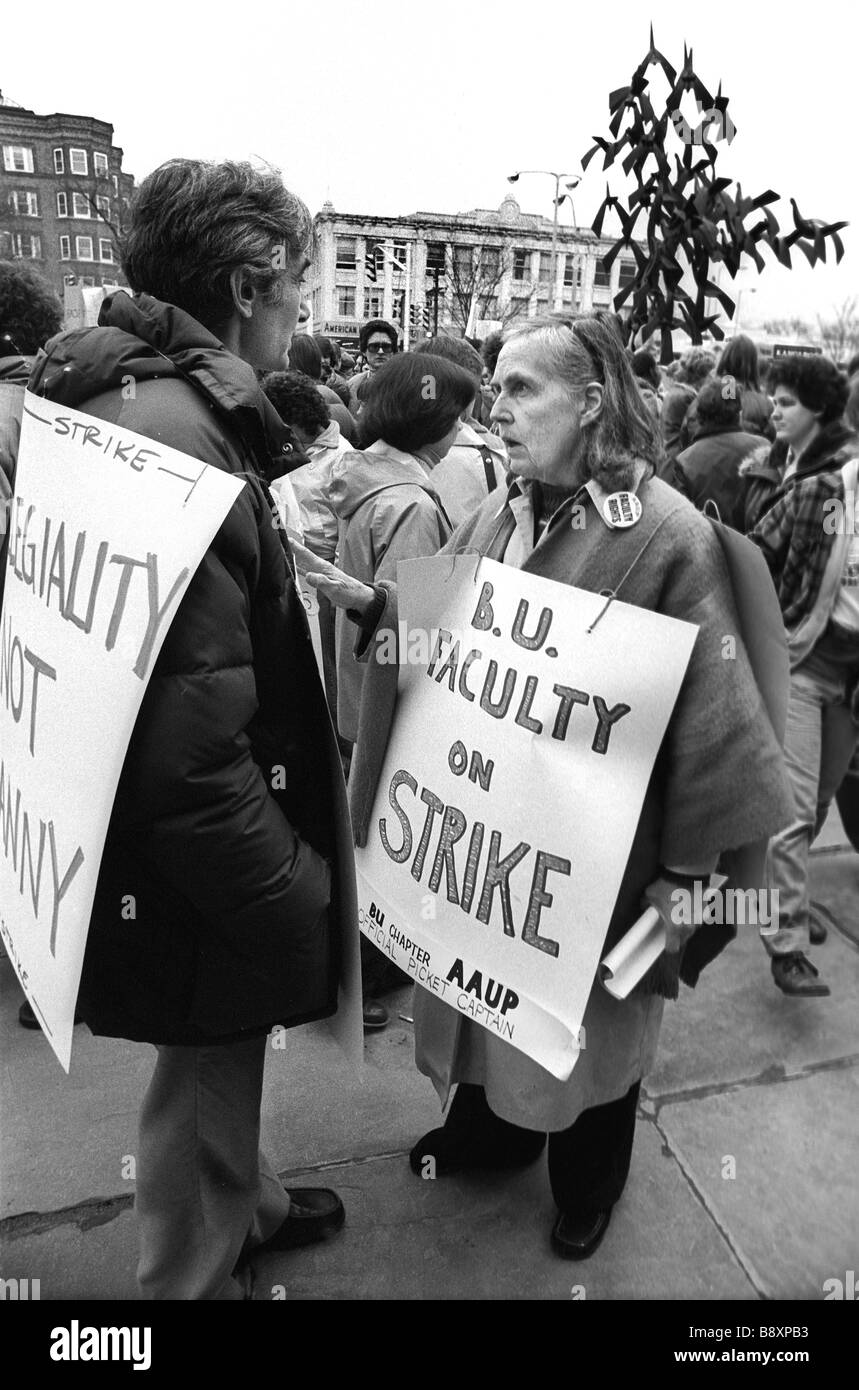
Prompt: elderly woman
<box><xmin>301</xmin><ymin>314</ymin><xmax>793</xmax><ymax>1260</ymax></box>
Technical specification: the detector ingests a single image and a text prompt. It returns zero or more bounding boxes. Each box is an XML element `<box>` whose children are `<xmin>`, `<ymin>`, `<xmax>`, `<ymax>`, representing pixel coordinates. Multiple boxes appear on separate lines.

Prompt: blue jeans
<box><xmin>765</xmin><ymin>648</ymin><xmax>859</xmax><ymax>956</ymax></box>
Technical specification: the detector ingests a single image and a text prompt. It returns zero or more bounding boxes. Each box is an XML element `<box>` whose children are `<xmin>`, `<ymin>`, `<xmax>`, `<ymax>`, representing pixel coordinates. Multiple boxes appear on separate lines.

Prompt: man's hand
<box><xmin>290</xmin><ymin>540</ymin><xmax>377</xmax><ymax>619</ymax></box>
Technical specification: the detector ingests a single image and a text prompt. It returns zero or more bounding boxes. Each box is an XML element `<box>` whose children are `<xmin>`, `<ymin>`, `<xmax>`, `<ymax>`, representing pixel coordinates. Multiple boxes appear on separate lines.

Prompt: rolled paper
<box><xmin>599</xmin><ymin>906</ymin><xmax>665</xmax><ymax>1000</ymax></box>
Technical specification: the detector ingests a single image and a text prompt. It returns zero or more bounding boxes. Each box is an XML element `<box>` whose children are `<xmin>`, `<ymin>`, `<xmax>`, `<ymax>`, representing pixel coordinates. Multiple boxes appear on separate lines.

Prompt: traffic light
<box><xmin>364</xmin><ymin>242</ymin><xmax>382</xmax><ymax>283</ymax></box>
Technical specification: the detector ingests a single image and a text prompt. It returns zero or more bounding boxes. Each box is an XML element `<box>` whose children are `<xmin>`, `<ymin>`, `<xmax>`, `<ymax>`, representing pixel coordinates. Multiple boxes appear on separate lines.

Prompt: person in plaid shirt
<box><xmin>750</xmin><ymin>354</ymin><xmax>858</xmax><ymax>997</ymax></box>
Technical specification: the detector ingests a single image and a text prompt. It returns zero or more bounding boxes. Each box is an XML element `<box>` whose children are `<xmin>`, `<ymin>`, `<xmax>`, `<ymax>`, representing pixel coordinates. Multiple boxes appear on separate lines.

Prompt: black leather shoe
<box><xmin>551</xmin><ymin>1207</ymin><xmax>612</xmax><ymax>1260</ymax></box>
<box><xmin>409</xmin><ymin>1124</ymin><xmax>545</xmax><ymax>1177</ymax></box>
<box><xmin>250</xmin><ymin>1188</ymin><xmax>345</xmax><ymax>1256</ymax></box>
<box><xmin>363</xmin><ymin>999</ymin><xmax>389</xmax><ymax>1030</ymax></box>
<box><xmin>771</xmin><ymin>952</ymin><xmax>830</xmax><ymax>997</ymax></box>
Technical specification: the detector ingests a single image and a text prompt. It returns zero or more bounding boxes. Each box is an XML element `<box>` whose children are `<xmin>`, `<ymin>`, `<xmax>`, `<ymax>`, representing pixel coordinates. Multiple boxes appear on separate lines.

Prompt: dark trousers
<box><xmin>445</xmin><ymin>1080</ymin><xmax>641</xmax><ymax>1215</ymax></box>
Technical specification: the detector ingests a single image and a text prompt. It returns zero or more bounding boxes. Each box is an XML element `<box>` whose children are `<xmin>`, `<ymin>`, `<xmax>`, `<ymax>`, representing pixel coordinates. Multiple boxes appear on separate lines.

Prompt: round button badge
<box><xmin>603</xmin><ymin>491</ymin><xmax>642</xmax><ymax>528</ymax></box>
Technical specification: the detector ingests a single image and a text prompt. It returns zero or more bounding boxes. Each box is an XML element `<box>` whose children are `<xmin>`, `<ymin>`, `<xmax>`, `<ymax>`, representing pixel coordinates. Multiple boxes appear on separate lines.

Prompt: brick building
<box><xmin>0</xmin><ymin>93</ymin><xmax>135</xmax><ymax>300</ymax></box>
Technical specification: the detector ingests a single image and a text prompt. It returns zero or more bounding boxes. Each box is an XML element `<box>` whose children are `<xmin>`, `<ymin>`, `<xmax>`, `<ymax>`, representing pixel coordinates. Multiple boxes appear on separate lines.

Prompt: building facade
<box><xmin>0</xmin><ymin>95</ymin><xmax>135</xmax><ymax>300</ymax></box>
<box><xmin>308</xmin><ymin>195</ymin><xmax>638</xmax><ymax>348</ymax></box>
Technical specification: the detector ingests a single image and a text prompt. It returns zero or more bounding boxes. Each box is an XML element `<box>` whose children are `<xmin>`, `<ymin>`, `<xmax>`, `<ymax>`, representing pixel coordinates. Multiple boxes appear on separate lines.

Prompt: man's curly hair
<box><xmin>0</xmin><ymin>261</ymin><xmax>63</xmax><ymax>356</ymax></box>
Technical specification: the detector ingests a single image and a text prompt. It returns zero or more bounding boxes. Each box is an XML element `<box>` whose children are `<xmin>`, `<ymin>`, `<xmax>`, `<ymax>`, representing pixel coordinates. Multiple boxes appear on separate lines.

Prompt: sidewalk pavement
<box><xmin>2</xmin><ymin>813</ymin><xmax>857</xmax><ymax>1302</ymax></box>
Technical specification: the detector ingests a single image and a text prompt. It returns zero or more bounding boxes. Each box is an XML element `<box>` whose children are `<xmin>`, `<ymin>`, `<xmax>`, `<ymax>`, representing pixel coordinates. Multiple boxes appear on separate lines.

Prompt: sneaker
<box><xmin>771</xmin><ymin>952</ymin><xmax>830</xmax><ymax>997</ymax></box>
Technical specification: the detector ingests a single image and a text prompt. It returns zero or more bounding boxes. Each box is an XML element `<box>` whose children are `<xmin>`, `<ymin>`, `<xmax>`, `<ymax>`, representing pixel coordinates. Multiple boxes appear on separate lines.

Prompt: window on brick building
<box><xmin>10</xmin><ymin>232</ymin><xmax>42</xmax><ymax>258</ymax></box>
<box><xmin>93</xmin><ymin>152</ymin><xmax>109</xmax><ymax>178</ymax></box>
<box><xmin>363</xmin><ymin>288</ymin><xmax>384</xmax><ymax>319</ymax></box>
<box><xmin>76</xmin><ymin>236</ymin><xmax>94</xmax><ymax>261</ymax></box>
<box><xmin>99</xmin><ymin>239</ymin><xmax>114</xmax><ymax>263</ymax></box>
<box><xmin>538</xmin><ymin>252</ymin><xmax>551</xmax><ymax>283</ymax></box>
<box><xmin>72</xmin><ymin>193</ymin><xmax>91</xmax><ymax>219</ymax></box>
<box><xmin>594</xmin><ymin>258</ymin><xmax>611</xmax><ymax>288</ymax></box>
<box><xmin>54</xmin><ymin>148</ymin><xmax>64</xmax><ymax>174</ymax></box>
<box><xmin>336</xmin><ymin>286</ymin><xmax>356</xmax><ymax>316</ymax></box>
<box><xmin>513</xmin><ymin>248</ymin><xmax>529</xmax><ymax>281</ymax></box>
<box><xmin>8</xmin><ymin>191</ymin><xmax>39</xmax><ymax>217</ymax></box>
<box><xmin>3</xmin><ymin>145</ymin><xmax>34</xmax><ymax>173</ymax></box>
<box><xmin>95</xmin><ymin>195</ymin><xmax>111</xmax><ymax>220</ymax></box>
<box><xmin>56</xmin><ymin>191</ymin><xmax>68</xmax><ymax>217</ymax></box>
<box><xmin>69</xmin><ymin>148</ymin><xmax>88</xmax><ymax>175</ymax></box>
<box><xmin>59</xmin><ymin>235</ymin><xmax>71</xmax><ymax>260</ymax></box>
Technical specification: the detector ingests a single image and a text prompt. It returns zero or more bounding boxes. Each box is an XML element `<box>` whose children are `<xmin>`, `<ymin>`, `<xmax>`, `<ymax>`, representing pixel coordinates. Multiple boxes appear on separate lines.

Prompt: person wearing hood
<box><xmin>25</xmin><ymin>159</ymin><xmax>355</xmax><ymax>1300</ymax></box>
<box><xmin>0</xmin><ymin>260</ymin><xmax>63</xmax><ymax>610</ymax></box>
<box><xmin>410</xmin><ymin>335</ymin><xmax>508</xmax><ymax>527</ymax></box>
<box><xmin>327</xmin><ymin>351</ymin><xmax>474</xmax><ymax>1029</ymax></box>
<box><xmin>749</xmin><ymin>354</ymin><xmax>857</xmax><ymax>999</ymax></box>
<box><xmin>329</xmin><ymin>351</ymin><xmax>475</xmax><ymax>749</ymax></box>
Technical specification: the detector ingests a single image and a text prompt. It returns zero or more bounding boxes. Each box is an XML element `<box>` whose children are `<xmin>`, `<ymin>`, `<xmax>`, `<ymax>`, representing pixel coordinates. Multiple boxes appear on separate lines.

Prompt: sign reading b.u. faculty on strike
<box><xmin>0</xmin><ymin>392</ymin><xmax>243</xmax><ymax>1070</ymax></box>
<box><xmin>354</xmin><ymin>554</ymin><xmax>699</xmax><ymax>1081</ymax></box>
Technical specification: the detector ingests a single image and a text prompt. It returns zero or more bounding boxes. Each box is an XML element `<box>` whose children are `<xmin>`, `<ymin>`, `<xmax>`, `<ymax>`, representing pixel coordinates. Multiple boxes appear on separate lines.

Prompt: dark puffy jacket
<box><xmin>680</xmin><ymin>384</ymin><xmax>775</xmax><ymax>459</ymax></box>
<box><xmin>0</xmin><ymin>355</ymin><xmax>31</xmax><ymax>610</ymax></box>
<box><xmin>27</xmin><ymin>292</ymin><xmax>355</xmax><ymax>1045</ymax></box>
<box><xmin>673</xmin><ymin>425</ymin><xmax>764</xmax><ymax>530</ymax></box>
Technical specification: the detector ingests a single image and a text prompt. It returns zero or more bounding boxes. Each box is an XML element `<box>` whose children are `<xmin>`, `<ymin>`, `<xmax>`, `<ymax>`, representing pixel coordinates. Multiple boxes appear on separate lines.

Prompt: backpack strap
<box><xmin>477</xmin><ymin>444</ymin><xmax>497</xmax><ymax>493</ymax></box>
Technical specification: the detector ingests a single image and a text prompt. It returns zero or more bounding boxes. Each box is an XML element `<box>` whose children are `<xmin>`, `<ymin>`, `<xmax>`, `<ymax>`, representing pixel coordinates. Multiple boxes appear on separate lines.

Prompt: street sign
<box><xmin>772</xmin><ymin>342</ymin><xmax>823</xmax><ymax>358</ymax></box>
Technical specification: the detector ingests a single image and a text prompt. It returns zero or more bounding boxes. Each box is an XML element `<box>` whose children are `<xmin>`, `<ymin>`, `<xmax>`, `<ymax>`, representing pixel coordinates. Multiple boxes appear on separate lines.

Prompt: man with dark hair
<box><xmin>349</xmin><ymin>318</ymin><xmax>398</xmax><ymax>411</ymax></box>
<box><xmin>673</xmin><ymin>378</ymin><xmax>765</xmax><ymax>528</ymax></box>
<box><xmin>0</xmin><ymin>261</ymin><xmax>63</xmax><ymax>607</ymax></box>
<box><xmin>26</xmin><ymin>159</ymin><xmax>354</xmax><ymax>1300</ymax></box>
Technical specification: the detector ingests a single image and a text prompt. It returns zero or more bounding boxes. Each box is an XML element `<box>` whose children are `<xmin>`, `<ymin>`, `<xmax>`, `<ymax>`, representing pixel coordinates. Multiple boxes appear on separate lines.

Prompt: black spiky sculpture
<box><xmin>582</xmin><ymin>28</ymin><xmax>848</xmax><ymax>360</ymax></box>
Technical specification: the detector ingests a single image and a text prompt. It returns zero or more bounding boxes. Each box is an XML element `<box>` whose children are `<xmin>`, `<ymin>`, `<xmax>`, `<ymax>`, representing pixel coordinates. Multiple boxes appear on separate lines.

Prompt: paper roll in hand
<box><xmin>599</xmin><ymin>907</ymin><xmax>666</xmax><ymax>1000</ymax></box>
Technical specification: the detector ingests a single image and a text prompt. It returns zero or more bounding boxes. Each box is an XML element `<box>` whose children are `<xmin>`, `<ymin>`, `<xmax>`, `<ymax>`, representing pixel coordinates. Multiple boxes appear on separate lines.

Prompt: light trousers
<box><xmin>765</xmin><ymin>649</ymin><xmax>859</xmax><ymax>956</ymax></box>
<box><xmin>135</xmin><ymin>1033</ymin><xmax>290</xmax><ymax>1300</ymax></box>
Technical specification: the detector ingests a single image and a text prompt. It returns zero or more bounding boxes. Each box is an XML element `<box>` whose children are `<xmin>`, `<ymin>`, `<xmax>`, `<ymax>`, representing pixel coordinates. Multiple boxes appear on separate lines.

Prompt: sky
<box><xmin>4</xmin><ymin>0</ymin><xmax>855</xmax><ymax>329</ymax></box>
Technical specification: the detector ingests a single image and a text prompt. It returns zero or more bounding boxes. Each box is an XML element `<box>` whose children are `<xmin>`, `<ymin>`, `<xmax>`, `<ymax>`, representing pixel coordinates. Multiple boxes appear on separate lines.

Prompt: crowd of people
<box><xmin>0</xmin><ymin>156</ymin><xmax>856</xmax><ymax>1299</ymax></box>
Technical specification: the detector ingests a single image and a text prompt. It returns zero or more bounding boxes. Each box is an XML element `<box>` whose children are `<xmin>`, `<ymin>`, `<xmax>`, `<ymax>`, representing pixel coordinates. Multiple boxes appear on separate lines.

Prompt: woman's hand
<box><xmin>291</xmin><ymin>540</ymin><xmax>378</xmax><ymax>618</ymax></box>
<box><xmin>641</xmin><ymin>873</ymin><xmax>711</xmax><ymax>955</ymax></box>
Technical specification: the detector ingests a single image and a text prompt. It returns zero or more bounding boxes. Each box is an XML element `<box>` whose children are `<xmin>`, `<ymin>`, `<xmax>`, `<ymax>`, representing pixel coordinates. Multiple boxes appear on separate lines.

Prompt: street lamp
<box><xmin>734</xmin><ymin>286</ymin><xmax>757</xmax><ymax>333</ymax></box>
<box><xmin>508</xmin><ymin>170</ymin><xmax>581</xmax><ymax>310</ymax></box>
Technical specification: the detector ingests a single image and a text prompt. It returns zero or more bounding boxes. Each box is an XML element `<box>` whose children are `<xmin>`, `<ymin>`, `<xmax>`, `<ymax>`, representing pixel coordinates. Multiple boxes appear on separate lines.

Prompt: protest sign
<box><xmin>0</xmin><ymin>392</ymin><xmax>244</xmax><ymax>1070</ymax></box>
<box><xmin>354</xmin><ymin>554</ymin><xmax>698</xmax><ymax>1080</ymax></box>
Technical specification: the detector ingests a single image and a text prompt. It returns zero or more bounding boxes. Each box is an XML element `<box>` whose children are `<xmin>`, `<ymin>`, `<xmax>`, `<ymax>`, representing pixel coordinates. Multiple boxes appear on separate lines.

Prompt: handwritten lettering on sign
<box><xmin>0</xmin><ymin>393</ymin><xmax>243</xmax><ymax>1070</ymax></box>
